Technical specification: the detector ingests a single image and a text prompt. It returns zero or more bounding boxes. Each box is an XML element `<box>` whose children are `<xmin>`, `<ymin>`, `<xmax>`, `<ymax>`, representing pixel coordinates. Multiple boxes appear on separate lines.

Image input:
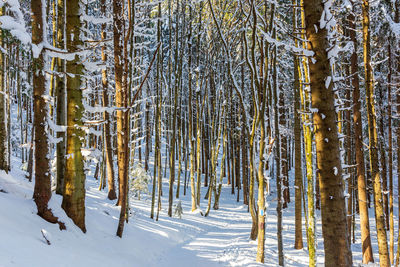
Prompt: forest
<box><xmin>0</xmin><ymin>0</ymin><xmax>399</xmax><ymax>266</ymax></box>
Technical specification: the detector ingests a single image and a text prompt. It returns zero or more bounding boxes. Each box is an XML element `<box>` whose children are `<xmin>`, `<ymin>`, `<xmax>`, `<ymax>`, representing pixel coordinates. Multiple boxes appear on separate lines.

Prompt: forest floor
<box><xmin>0</xmin><ymin>156</ymin><xmax>388</xmax><ymax>266</ymax></box>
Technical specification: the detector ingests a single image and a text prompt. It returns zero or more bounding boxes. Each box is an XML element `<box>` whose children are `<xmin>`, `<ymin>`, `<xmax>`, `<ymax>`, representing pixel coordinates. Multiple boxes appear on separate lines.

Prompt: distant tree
<box><xmin>0</xmin><ymin>6</ymin><xmax>7</xmax><ymax>172</ymax></box>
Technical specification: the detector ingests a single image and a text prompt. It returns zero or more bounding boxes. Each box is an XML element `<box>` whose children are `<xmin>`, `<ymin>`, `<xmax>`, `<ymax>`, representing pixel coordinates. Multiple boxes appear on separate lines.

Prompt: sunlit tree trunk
<box><xmin>300</xmin><ymin>1</ymin><xmax>316</xmax><ymax>263</ymax></box>
<box><xmin>62</xmin><ymin>0</ymin><xmax>86</xmax><ymax>233</ymax></box>
<box><xmin>387</xmin><ymin>40</ymin><xmax>394</xmax><ymax>264</ymax></box>
<box><xmin>101</xmin><ymin>0</ymin><xmax>116</xmax><ymax>201</ymax></box>
<box><xmin>348</xmin><ymin>4</ymin><xmax>374</xmax><ymax>263</ymax></box>
<box><xmin>55</xmin><ymin>0</ymin><xmax>66</xmax><ymax>196</ymax></box>
<box><xmin>304</xmin><ymin>0</ymin><xmax>352</xmax><ymax>265</ymax></box>
<box><xmin>115</xmin><ymin>0</ymin><xmax>132</xmax><ymax>237</ymax></box>
<box><xmin>188</xmin><ymin>6</ymin><xmax>197</xmax><ymax>211</ymax></box>
<box><xmin>293</xmin><ymin>5</ymin><xmax>303</xmax><ymax>246</ymax></box>
<box><xmin>362</xmin><ymin>1</ymin><xmax>390</xmax><ymax>265</ymax></box>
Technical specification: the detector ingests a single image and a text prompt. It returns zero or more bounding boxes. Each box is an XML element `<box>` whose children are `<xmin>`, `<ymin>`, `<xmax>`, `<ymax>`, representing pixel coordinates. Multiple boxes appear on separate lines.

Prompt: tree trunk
<box><xmin>115</xmin><ymin>0</ymin><xmax>131</xmax><ymax>237</ymax></box>
<box><xmin>387</xmin><ymin>40</ymin><xmax>394</xmax><ymax>264</ymax></box>
<box><xmin>32</xmin><ymin>0</ymin><xmax>59</xmax><ymax>226</ymax></box>
<box><xmin>300</xmin><ymin>0</ymin><xmax>316</xmax><ymax>263</ymax></box>
<box><xmin>304</xmin><ymin>0</ymin><xmax>352</xmax><ymax>265</ymax></box>
<box><xmin>101</xmin><ymin>0</ymin><xmax>116</xmax><ymax>200</ymax></box>
<box><xmin>348</xmin><ymin>5</ymin><xmax>374</xmax><ymax>263</ymax></box>
<box><xmin>0</xmin><ymin>6</ymin><xmax>7</xmax><ymax>172</ymax></box>
<box><xmin>55</xmin><ymin>0</ymin><xmax>66</xmax><ymax>196</ymax></box>
<box><xmin>362</xmin><ymin>1</ymin><xmax>390</xmax><ymax>265</ymax></box>
<box><xmin>62</xmin><ymin>0</ymin><xmax>86</xmax><ymax>233</ymax></box>
<box><xmin>188</xmin><ymin>6</ymin><xmax>197</xmax><ymax>211</ymax></box>
<box><xmin>273</xmin><ymin>36</ymin><xmax>284</xmax><ymax>265</ymax></box>
<box><xmin>293</xmin><ymin>55</ymin><xmax>303</xmax><ymax>250</ymax></box>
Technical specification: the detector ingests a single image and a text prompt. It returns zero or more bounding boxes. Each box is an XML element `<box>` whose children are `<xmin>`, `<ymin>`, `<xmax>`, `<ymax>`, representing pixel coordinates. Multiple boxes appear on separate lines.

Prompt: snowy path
<box><xmin>152</xmin><ymin>204</ymin><xmax>261</xmax><ymax>267</ymax></box>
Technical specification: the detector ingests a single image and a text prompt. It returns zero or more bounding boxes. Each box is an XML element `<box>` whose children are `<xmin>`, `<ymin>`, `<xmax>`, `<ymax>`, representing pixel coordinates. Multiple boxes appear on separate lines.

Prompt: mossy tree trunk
<box><xmin>0</xmin><ymin>6</ymin><xmax>7</xmax><ymax>172</ymax></box>
<box><xmin>62</xmin><ymin>0</ymin><xmax>86</xmax><ymax>233</ymax></box>
<box><xmin>55</xmin><ymin>0</ymin><xmax>66</xmax><ymax>196</ymax></box>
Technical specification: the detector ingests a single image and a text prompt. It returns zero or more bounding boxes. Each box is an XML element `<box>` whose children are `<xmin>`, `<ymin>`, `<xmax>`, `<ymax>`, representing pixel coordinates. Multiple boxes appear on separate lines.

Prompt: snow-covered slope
<box><xmin>0</xmin><ymin>158</ymin><xmax>384</xmax><ymax>266</ymax></box>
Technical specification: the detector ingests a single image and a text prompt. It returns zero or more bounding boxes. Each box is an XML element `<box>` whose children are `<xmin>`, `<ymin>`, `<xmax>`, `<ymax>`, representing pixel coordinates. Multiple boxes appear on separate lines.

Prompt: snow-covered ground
<box><xmin>0</xmin><ymin>156</ymin><xmax>390</xmax><ymax>266</ymax></box>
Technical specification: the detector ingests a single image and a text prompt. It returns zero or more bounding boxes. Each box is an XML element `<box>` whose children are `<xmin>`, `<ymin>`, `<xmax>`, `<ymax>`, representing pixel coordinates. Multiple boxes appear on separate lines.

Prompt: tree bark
<box><xmin>55</xmin><ymin>0</ymin><xmax>66</xmax><ymax>196</ymax></box>
<box><xmin>32</xmin><ymin>0</ymin><xmax>61</xmax><ymax>227</ymax></box>
<box><xmin>101</xmin><ymin>0</ymin><xmax>116</xmax><ymax>201</ymax></box>
<box><xmin>0</xmin><ymin>6</ymin><xmax>7</xmax><ymax>172</ymax></box>
<box><xmin>62</xmin><ymin>0</ymin><xmax>86</xmax><ymax>233</ymax></box>
<box><xmin>348</xmin><ymin>4</ymin><xmax>374</xmax><ymax>263</ymax></box>
<box><xmin>362</xmin><ymin>1</ymin><xmax>390</xmax><ymax>265</ymax></box>
<box><xmin>304</xmin><ymin>0</ymin><xmax>352</xmax><ymax>265</ymax></box>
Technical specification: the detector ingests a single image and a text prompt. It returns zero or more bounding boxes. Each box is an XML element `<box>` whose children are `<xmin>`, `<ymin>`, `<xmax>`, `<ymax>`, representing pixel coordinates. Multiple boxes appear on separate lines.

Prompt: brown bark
<box><xmin>293</xmin><ymin>54</ymin><xmax>303</xmax><ymax>249</ymax></box>
<box><xmin>348</xmin><ymin>6</ymin><xmax>374</xmax><ymax>263</ymax></box>
<box><xmin>395</xmin><ymin>3</ymin><xmax>400</xmax><ymax>265</ymax></box>
<box><xmin>0</xmin><ymin>6</ymin><xmax>7</xmax><ymax>172</ymax></box>
<box><xmin>62</xmin><ymin>0</ymin><xmax>86</xmax><ymax>233</ymax></box>
<box><xmin>304</xmin><ymin>1</ymin><xmax>352</xmax><ymax>265</ymax></box>
<box><xmin>387</xmin><ymin>40</ymin><xmax>394</xmax><ymax>264</ymax></box>
<box><xmin>278</xmin><ymin>89</ymin><xmax>289</xmax><ymax>208</ymax></box>
<box><xmin>362</xmin><ymin>0</ymin><xmax>390</xmax><ymax>265</ymax></box>
<box><xmin>55</xmin><ymin>0</ymin><xmax>66</xmax><ymax>196</ymax></box>
<box><xmin>32</xmin><ymin>0</ymin><xmax>52</xmax><ymax>221</ymax></box>
<box><xmin>32</xmin><ymin>0</ymin><xmax>64</xmax><ymax>230</ymax></box>
<box><xmin>101</xmin><ymin>0</ymin><xmax>116</xmax><ymax>201</ymax></box>
<box><xmin>115</xmin><ymin>0</ymin><xmax>131</xmax><ymax>237</ymax></box>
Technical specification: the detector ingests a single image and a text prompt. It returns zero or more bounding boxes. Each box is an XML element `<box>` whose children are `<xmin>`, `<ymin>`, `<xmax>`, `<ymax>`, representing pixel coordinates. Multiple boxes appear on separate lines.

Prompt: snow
<box><xmin>0</xmin><ymin>156</ymin><xmax>391</xmax><ymax>266</ymax></box>
<box><xmin>0</xmin><ymin>15</ymin><xmax>30</xmax><ymax>45</ymax></box>
<box><xmin>0</xmin><ymin>0</ymin><xmax>30</xmax><ymax>45</ymax></box>
<box><xmin>325</xmin><ymin>76</ymin><xmax>331</xmax><ymax>89</ymax></box>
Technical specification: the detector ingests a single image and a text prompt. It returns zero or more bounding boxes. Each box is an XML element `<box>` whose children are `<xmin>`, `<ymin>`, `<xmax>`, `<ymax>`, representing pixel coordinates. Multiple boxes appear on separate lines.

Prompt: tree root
<box><xmin>38</xmin><ymin>208</ymin><xmax>66</xmax><ymax>230</ymax></box>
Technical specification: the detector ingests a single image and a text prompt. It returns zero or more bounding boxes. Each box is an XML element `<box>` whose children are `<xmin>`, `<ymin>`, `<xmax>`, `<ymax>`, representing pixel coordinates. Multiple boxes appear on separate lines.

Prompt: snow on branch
<box><xmin>260</xmin><ymin>29</ymin><xmax>314</xmax><ymax>57</ymax></box>
<box><xmin>0</xmin><ymin>0</ymin><xmax>30</xmax><ymax>45</ymax></box>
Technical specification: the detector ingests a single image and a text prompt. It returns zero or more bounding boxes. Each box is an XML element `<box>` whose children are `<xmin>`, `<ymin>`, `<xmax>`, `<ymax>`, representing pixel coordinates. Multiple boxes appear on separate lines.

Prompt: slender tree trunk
<box><xmin>256</xmin><ymin>113</ymin><xmax>266</xmax><ymax>263</ymax></box>
<box><xmin>293</xmin><ymin>55</ymin><xmax>303</xmax><ymax>250</ymax></box>
<box><xmin>387</xmin><ymin>40</ymin><xmax>394</xmax><ymax>264</ymax></box>
<box><xmin>0</xmin><ymin>6</ymin><xmax>7</xmax><ymax>172</ymax></box>
<box><xmin>362</xmin><ymin>1</ymin><xmax>390</xmax><ymax>265</ymax></box>
<box><xmin>115</xmin><ymin>0</ymin><xmax>132</xmax><ymax>237</ymax></box>
<box><xmin>273</xmin><ymin>37</ymin><xmax>284</xmax><ymax>265</ymax></box>
<box><xmin>255</xmin><ymin>4</ymin><xmax>268</xmax><ymax>262</ymax></box>
<box><xmin>101</xmin><ymin>0</ymin><xmax>116</xmax><ymax>200</ymax></box>
<box><xmin>167</xmin><ymin>0</ymin><xmax>177</xmax><ymax>217</ymax></box>
<box><xmin>348</xmin><ymin>5</ymin><xmax>374</xmax><ymax>263</ymax></box>
<box><xmin>300</xmin><ymin>0</ymin><xmax>316</xmax><ymax>263</ymax></box>
<box><xmin>155</xmin><ymin>3</ymin><xmax>163</xmax><ymax>222</ymax></box>
<box><xmin>395</xmin><ymin>3</ymin><xmax>400</xmax><ymax>265</ymax></box>
<box><xmin>293</xmin><ymin>0</ymin><xmax>303</xmax><ymax>250</ymax></box>
<box><xmin>188</xmin><ymin>6</ymin><xmax>197</xmax><ymax>211</ymax></box>
<box><xmin>55</xmin><ymin>0</ymin><xmax>66</xmax><ymax>196</ymax></box>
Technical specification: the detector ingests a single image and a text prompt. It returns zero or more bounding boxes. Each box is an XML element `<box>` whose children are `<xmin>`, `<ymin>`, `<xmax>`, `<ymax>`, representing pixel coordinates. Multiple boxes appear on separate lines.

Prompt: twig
<box><xmin>41</xmin><ymin>230</ymin><xmax>51</xmax><ymax>245</ymax></box>
<box><xmin>129</xmin><ymin>42</ymin><xmax>162</xmax><ymax>107</ymax></box>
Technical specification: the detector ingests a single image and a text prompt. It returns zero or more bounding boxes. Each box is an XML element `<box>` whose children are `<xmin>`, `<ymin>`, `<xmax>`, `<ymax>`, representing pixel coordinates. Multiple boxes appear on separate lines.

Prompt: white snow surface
<box><xmin>0</xmin><ymin>158</ymin><xmax>389</xmax><ymax>266</ymax></box>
